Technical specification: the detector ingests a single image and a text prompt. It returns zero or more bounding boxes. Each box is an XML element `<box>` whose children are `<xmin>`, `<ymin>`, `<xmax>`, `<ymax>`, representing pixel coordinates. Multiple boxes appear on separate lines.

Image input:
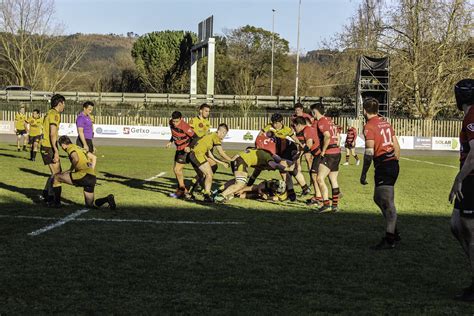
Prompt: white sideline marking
<box><xmin>400</xmin><ymin>157</ymin><xmax>457</xmax><ymax>169</ymax></box>
<box><xmin>27</xmin><ymin>209</ymin><xmax>90</xmax><ymax>236</ymax></box>
<box><xmin>145</xmin><ymin>172</ymin><xmax>166</xmax><ymax>181</ymax></box>
<box><xmin>0</xmin><ymin>214</ymin><xmax>245</xmax><ymax>232</ymax></box>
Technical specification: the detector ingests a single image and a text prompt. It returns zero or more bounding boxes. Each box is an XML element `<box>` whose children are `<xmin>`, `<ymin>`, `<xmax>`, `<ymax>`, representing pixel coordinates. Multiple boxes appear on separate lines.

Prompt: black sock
<box><xmin>53</xmin><ymin>186</ymin><xmax>62</xmax><ymax>204</ymax></box>
<box><xmin>302</xmin><ymin>184</ymin><xmax>309</xmax><ymax>191</ymax></box>
<box><xmin>385</xmin><ymin>232</ymin><xmax>396</xmax><ymax>244</ymax></box>
<box><xmin>354</xmin><ymin>154</ymin><xmax>359</xmax><ymax>160</ymax></box>
<box><xmin>211</xmin><ymin>164</ymin><xmax>218</xmax><ymax>173</ymax></box>
<box><xmin>346</xmin><ymin>155</ymin><xmax>350</xmax><ymax>163</ymax></box>
<box><xmin>32</xmin><ymin>151</ymin><xmax>37</xmax><ymax>159</ymax></box>
<box><xmin>95</xmin><ymin>196</ymin><xmax>108</xmax><ymax>207</ymax></box>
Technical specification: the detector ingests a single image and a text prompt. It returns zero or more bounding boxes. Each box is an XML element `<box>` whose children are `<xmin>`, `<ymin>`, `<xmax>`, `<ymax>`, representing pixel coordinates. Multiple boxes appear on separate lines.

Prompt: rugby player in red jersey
<box><xmin>360</xmin><ymin>98</ymin><xmax>401</xmax><ymax>250</ymax></box>
<box><xmin>166</xmin><ymin>111</ymin><xmax>198</xmax><ymax>199</ymax></box>
<box><xmin>293</xmin><ymin>117</ymin><xmax>323</xmax><ymax>206</ymax></box>
<box><xmin>343</xmin><ymin>123</ymin><xmax>360</xmax><ymax>166</ymax></box>
<box><xmin>311</xmin><ymin>103</ymin><xmax>342</xmax><ymax>213</ymax></box>
<box><xmin>291</xmin><ymin>102</ymin><xmax>314</xmax><ymax>128</ymax></box>
<box><xmin>449</xmin><ymin>79</ymin><xmax>474</xmax><ymax>301</ymax></box>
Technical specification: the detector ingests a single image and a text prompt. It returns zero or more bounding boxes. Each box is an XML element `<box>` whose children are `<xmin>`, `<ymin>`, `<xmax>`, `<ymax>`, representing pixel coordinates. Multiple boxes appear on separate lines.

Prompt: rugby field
<box><xmin>0</xmin><ymin>142</ymin><xmax>471</xmax><ymax>314</ymax></box>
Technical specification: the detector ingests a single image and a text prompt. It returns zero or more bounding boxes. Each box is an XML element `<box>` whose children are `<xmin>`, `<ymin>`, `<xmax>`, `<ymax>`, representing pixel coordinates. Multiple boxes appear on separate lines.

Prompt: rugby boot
<box><xmin>356</xmin><ymin>159</ymin><xmax>361</xmax><ymax>166</ymax></box>
<box><xmin>169</xmin><ymin>187</ymin><xmax>186</xmax><ymax>199</ymax></box>
<box><xmin>300</xmin><ymin>185</ymin><xmax>311</xmax><ymax>196</ymax></box>
<box><xmin>370</xmin><ymin>237</ymin><xmax>396</xmax><ymax>250</ymax></box>
<box><xmin>343</xmin><ymin>162</ymin><xmax>349</xmax><ymax>166</ymax></box>
<box><xmin>331</xmin><ymin>206</ymin><xmax>340</xmax><ymax>213</ymax></box>
<box><xmin>107</xmin><ymin>194</ymin><xmax>116</xmax><ymax>210</ymax></box>
<box><xmin>213</xmin><ymin>194</ymin><xmax>226</xmax><ymax>203</ymax></box>
<box><xmin>315</xmin><ymin>204</ymin><xmax>333</xmax><ymax>214</ymax></box>
<box><xmin>203</xmin><ymin>194</ymin><xmax>214</xmax><ymax>203</ymax></box>
<box><xmin>288</xmin><ymin>189</ymin><xmax>297</xmax><ymax>202</ymax></box>
<box><xmin>306</xmin><ymin>197</ymin><xmax>321</xmax><ymax>206</ymax></box>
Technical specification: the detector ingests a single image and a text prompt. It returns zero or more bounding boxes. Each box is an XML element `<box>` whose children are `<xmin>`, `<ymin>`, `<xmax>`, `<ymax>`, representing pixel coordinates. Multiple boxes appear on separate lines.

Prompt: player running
<box><xmin>189</xmin><ymin>103</ymin><xmax>211</xmax><ymax>138</ymax></box>
<box><xmin>40</xmin><ymin>94</ymin><xmax>65</xmax><ymax>204</ymax></box>
<box><xmin>359</xmin><ymin>98</ymin><xmax>401</xmax><ymax>250</ymax></box>
<box><xmin>293</xmin><ymin>117</ymin><xmax>323</xmax><ymax>206</ymax></box>
<box><xmin>27</xmin><ymin>109</ymin><xmax>43</xmax><ymax>161</ymax></box>
<box><xmin>311</xmin><ymin>103</ymin><xmax>342</xmax><ymax>213</ymax></box>
<box><xmin>14</xmin><ymin>105</ymin><xmax>28</xmax><ymax>152</ymax></box>
<box><xmin>449</xmin><ymin>79</ymin><xmax>474</xmax><ymax>301</ymax></box>
<box><xmin>189</xmin><ymin>123</ymin><xmax>234</xmax><ymax>202</ymax></box>
<box><xmin>343</xmin><ymin>122</ymin><xmax>360</xmax><ymax>166</ymax></box>
<box><xmin>51</xmin><ymin>136</ymin><xmax>116</xmax><ymax>209</ymax></box>
<box><xmin>166</xmin><ymin>111</ymin><xmax>198</xmax><ymax>199</ymax></box>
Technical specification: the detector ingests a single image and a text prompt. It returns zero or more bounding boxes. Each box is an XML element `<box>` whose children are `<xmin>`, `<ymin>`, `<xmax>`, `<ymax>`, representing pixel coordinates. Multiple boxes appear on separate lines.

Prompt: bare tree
<box><xmin>0</xmin><ymin>0</ymin><xmax>88</xmax><ymax>90</ymax></box>
<box><xmin>339</xmin><ymin>0</ymin><xmax>473</xmax><ymax>119</ymax></box>
<box><xmin>383</xmin><ymin>0</ymin><xmax>473</xmax><ymax>118</ymax></box>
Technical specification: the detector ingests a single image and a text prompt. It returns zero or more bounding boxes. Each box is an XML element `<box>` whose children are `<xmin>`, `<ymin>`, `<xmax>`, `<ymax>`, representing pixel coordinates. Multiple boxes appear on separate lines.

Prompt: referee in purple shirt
<box><xmin>76</xmin><ymin>101</ymin><xmax>95</xmax><ymax>153</ymax></box>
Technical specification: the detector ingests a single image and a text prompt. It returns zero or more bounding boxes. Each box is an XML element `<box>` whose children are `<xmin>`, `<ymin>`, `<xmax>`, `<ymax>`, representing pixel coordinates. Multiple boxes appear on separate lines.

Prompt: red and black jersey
<box><xmin>364</xmin><ymin>116</ymin><xmax>397</xmax><ymax>165</ymax></box>
<box><xmin>460</xmin><ymin>106</ymin><xmax>474</xmax><ymax>175</ymax></box>
<box><xmin>299</xmin><ymin>125</ymin><xmax>320</xmax><ymax>156</ymax></box>
<box><xmin>313</xmin><ymin>116</ymin><xmax>341</xmax><ymax>154</ymax></box>
<box><xmin>345</xmin><ymin>127</ymin><xmax>357</xmax><ymax>146</ymax></box>
<box><xmin>291</xmin><ymin>113</ymin><xmax>314</xmax><ymax>128</ymax></box>
<box><xmin>169</xmin><ymin>119</ymin><xmax>195</xmax><ymax>151</ymax></box>
<box><xmin>255</xmin><ymin>133</ymin><xmax>277</xmax><ymax>155</ymax></box>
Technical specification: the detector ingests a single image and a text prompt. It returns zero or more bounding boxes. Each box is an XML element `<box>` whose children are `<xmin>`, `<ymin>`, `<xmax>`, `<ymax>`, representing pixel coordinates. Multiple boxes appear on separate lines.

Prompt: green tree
<box><xmin>132</xmin><ymin>30</ymin><xmax>195</xmax><ymax>93</ymax></box>
<box><xmin>225</xmin><ymin>25</ymin><xmax>291</xmax><ymax>96</ymax></box>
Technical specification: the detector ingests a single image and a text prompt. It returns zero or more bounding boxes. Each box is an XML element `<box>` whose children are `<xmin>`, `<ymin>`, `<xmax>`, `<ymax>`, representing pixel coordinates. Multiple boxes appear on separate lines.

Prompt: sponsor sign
<box><xmin>432</xmin><ymin>137</ymin><xmax>460</xmax><ymax>151</ymax></box>
<box><xmin>0</xmin><ymin>121</ymin><xmax>13</xmax><ymax>134</ymax></box>
<box><xmin>397</xmin><ymin>136</ymin><xmax>414</xmax><ymax>150</ymax></box>
<box><xmin>414</xmin><ymin>137</ymin><xmax>432</xmax><ymax>150</ymax></box>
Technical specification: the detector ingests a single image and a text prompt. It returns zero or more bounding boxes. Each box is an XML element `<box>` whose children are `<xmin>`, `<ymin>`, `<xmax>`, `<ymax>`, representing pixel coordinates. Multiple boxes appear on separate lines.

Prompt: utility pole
<box><xmin>271</xmin><ymin>9</ymin><xmax>276</xmax><ymax>96</ymax></box>
<box><xmin>295</xmin><ymin>0</ymin><xmax>301</xmax><ymax>101</ymax></box>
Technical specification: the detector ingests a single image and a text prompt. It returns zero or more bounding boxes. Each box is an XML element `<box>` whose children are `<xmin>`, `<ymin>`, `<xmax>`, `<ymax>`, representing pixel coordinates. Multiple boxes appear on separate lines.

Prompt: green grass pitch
<box><xmin>0</xmin><ymin>142</ymin><xmax>472</xmax><ymax>313</ymax></box>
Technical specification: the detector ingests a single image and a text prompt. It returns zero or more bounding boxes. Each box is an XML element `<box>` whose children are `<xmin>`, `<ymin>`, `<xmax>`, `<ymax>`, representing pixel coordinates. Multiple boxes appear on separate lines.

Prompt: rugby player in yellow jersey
<box><xmin>27</xmin><ymin>109</ymin><xmax>43</xmax><ymax>161</ymax></box>
<box><xmin>51</xmin><ymin>136</ymin><xmax>115</xmax><ymax>209</ymax></box>
<box><xmin>188</xmin><ymin>103</ymin><xmax>217</xmax><ymax>192</ymax></box>
<box><xmin>257</xmin><ymin>113</ymin><xmax>309</xmax><ymax>200</ymax></box>
<box><xmin>189</xmin><ymin>103</ymin><xmax>211</xmax><ymax>138</ymax></box>
<box><xmin>217</xmin><ymin>178</ymin><xmax>287</xmax><ymax>202</ymax></box>
<box><xmin>189</xmin><ymin>123</ymin><xmax>235</xmax><ymax>202</ymax></box>
<box><xmin>14</xmin><ymin>105</ymin><xmax>28</xmax><ymax>151</ymax></box>
<box><xmin>214</xmin><ymin>148</ymin><xmax>294</xmax><ymax>203</ymax></box>
<box><xmin>40</xmin><ymin>94</ymin><xmax>65</xmax><ymax>204</ymax></box>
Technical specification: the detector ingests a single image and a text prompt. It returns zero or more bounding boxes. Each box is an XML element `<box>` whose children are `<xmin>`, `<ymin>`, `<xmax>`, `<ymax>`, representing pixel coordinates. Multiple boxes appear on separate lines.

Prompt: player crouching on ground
<box><xmin>189</xmin><ymin>123</ymin><xmax>235</xmax><ymax>202</ymax></box>
<box><xmin>50</xmin><ymin>136</ymin><xmax>116</xmax><ymax>209</ymax></box>
<box><xmin>449</xmin><ymin>79</ymin><xmax>474</xmax><ymax>302</ymax></box>
<box><xmin>217</xmin><ymin>179</ymin><xmax>287</xmax><ymax>202</ymax></box>
<box><xmin>166</xmin><ymin>111</ymin><xmax>198</xmax><ymax>199</ymax></box>
<box><xmin>360</xmin><ymin>98</ymin><xmax>401</xmax><ymax>250</ymax></box>
<box><xmin>214</xmin><ymin>134</ymin><xmax>295</xmax><ymax>203</ymax></box>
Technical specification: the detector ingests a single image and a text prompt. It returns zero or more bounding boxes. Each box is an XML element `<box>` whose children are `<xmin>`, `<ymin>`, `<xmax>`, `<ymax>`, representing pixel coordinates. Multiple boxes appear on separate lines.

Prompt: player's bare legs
<box><xmin>219</xmin><ymin>171</ymin><xmax>248</xmax><ymax>201</ymax></box>
<box><xmin>328</xmin><ymin>171</ymin><xmax>340</xmax><ymax>211</ymax></box>
<box><xmin>316</xmin><ymin>164</ymin><xmax>331</xmax><ymax>207</ymax></box>
<box><xmin>173</xmin><ymin>162</ymin><xmax>186</xmax><ymax>189</ymax></box>
<box><xmin>374</xmin><ymin>186</ymin><xmax>397</xmax><ymax>234</ymax></box>
<box><xmin>198</xmin><ymin>162</ymin><xmax>214</xmax><ymax>201</ymax></box>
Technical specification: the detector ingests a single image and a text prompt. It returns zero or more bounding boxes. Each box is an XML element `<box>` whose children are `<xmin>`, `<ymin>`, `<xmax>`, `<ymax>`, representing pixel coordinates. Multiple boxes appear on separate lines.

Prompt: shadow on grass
<box><xmin>0</xmin><ymin>195</ymin><xmax>470</xmax><ymax>314</ymax></box>
<box><xmin>0</xmin><ymin>152</ymin><xmax>30</xmax><ymax>160</ymax></box>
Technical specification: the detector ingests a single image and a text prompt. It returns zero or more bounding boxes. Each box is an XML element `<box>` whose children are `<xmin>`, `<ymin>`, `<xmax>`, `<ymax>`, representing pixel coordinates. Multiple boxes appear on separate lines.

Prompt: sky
<box><xmin>55</xmin><ymin>0</ymin><xmax>360</xmax><ymax>53</ymax></box>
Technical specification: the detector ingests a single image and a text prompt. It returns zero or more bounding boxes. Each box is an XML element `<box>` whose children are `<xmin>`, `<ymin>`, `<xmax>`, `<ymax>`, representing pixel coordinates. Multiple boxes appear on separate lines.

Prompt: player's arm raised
<box><xmin>450</xmin><ymin>139</ymin><xmax>474</xmax><ymax>203</ymax></box>
<box><xmin>360</xmin><ymin>139</ymin><xmax>374</xmax><ymax>185</ymax></box>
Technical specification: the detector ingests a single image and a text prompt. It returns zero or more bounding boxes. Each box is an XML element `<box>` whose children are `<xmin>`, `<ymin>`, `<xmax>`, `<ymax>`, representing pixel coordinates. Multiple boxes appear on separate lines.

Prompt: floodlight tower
<box><xmin>190</xmin><ymin>16</ymin><xmax>215</xmax><ymax>96</ymax></box>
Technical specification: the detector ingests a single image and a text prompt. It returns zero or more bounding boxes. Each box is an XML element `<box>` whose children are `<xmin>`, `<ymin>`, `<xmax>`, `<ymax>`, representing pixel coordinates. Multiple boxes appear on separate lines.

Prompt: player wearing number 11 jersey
<box><xmin>360</xmin><ymin>98</ymin><xmax>401</xmax><ymax>250</ymax></box>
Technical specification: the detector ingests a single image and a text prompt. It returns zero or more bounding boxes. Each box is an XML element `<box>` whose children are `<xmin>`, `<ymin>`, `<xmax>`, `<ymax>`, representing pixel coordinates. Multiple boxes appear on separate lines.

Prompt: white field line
<box><xmin>27</xmin><ymin>209</ymin><xmax>90</xmax><ymax>236</ymax></box>
<box><xmin>144</xmin><ymin>172</ymin><xmax>166</xmax><ymax>182</ymax></box>
<box><xmin>0</xmin><ymin>214</ymin><xmax>245</xmax><ymax>232</ymax></box>
<box><xmin>400</xmin><ymin>157</ymin><xmax>457</xmax><ymax>169</ymax></box>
